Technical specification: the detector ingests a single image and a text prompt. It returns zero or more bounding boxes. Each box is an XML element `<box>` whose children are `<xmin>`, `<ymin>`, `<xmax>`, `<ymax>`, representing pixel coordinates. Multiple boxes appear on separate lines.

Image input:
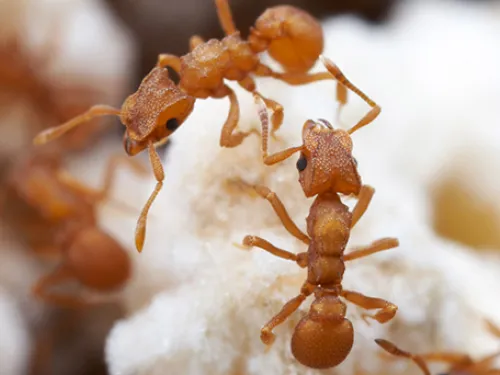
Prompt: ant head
<box><xmin>120</xmin><ymin>66</ymin><xmax>195</xmax><ymax>155</ymax></box>
<box><xmin>297</xmin><ymin>119</ymin><xmax>361</xmax><ymax>197</ymax></box>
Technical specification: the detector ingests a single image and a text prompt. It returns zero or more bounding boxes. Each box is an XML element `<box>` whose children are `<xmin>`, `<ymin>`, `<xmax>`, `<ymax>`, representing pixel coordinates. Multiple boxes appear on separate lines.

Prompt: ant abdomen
<box><xmin>66</xmin><ymin>227</ymin><xmax>131</xmax><ymax>291</ymax></box>
<box><xmin>249</xmin><ymin>5</ymin><xmax>324</xmax><ymax>73</ymax></box>
<box><xmin>291</xmin><ymin>295</ymin><xmax>354</xmax><ymax>369</ymax></box>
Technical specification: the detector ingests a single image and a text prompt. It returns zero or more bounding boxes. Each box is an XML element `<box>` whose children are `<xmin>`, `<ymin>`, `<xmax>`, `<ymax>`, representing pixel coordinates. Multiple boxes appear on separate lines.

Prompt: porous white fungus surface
<box><xmin>101</xmin><ymin>0</ymin><xmax>500</xmax><ymax>374</ymax></box>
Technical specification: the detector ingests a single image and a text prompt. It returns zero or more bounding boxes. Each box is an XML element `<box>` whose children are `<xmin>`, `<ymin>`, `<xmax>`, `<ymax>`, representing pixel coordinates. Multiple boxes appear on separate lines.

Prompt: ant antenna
<box><xmin>33</xmin><ymin>105</ymin><xmax>121</xmax><ymax>145</ymax></box>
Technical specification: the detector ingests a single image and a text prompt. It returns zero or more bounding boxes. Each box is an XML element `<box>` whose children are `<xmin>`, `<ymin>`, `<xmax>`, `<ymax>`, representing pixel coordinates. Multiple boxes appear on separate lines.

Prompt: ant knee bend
<box><xmin>243</xmin><ymin>235</ymin><xmax>256</xmax><ymax>247</ymax></box>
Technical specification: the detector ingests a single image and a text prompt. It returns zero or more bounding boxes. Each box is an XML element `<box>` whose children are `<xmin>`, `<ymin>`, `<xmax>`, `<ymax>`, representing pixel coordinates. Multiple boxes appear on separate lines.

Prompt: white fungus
<box><xmin>103</xmin><ymin>1</ymin><xmax>500</xmax><ymax>374</ymax></box>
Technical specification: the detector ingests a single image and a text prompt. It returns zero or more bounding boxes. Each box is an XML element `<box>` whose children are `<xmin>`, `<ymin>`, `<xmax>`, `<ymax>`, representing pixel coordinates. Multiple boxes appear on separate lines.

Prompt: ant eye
<box><xmin>166</xmin><ymin>118</ymin><xmax>179</xmax><ymax>131</ymax></box>
<box><xmin>296</xmin><ymin>155</ymin><xmax>307</xmax><ymax>171</ymax></box>
<box><xmin>352</xmin><ymin>157</ymin><xmax>358</xmax><ymax>167</ymax></box>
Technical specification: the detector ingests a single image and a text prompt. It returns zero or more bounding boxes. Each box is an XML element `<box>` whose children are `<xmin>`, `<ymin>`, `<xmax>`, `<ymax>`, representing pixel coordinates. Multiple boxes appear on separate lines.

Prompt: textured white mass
<box><xmin>105</xmin><ymin>1</ymin><xmax>500</xmax><ymax>374</ymax></box>
<box><xmin>0</xmin><ymin>288</ymin><xmax>30</xmax><ymax>375</ymax></box>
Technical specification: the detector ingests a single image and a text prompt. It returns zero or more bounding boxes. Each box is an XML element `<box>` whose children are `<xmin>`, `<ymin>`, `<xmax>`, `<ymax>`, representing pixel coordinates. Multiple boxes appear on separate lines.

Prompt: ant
<box><xmin>1</xmin><ymin>147</ymin><xmax>146</xmax><ymax>308</ymax></box>
<box><xmin>237</xmin><ymin>58</ymin><xmax>395</xmax><ymax>369</ymax></box>
<box><xmin>375</xmin><ymin>320</ymin><xmax>500</xmax><ymax>375</ymax></box>
<box><xmin>32</xmin><ymin>0</ymin><xmax>379</xmax><ymax>252</ymax></box>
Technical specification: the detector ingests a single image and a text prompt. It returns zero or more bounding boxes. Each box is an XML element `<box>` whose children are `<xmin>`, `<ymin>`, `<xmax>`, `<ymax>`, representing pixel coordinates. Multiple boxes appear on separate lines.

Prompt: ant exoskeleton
<box><xmin>1</xmin><ymin>148</ymin><xmax>146</xmax><ymax>307</ymax></box>
<box><xmin>237</xmin><ymin>58</ymin><xmax>396</xmax><ymax>369</ymax></box>
<box><xmin>375</xmin><ymin>319</ymin><xmax>500</xmax><ymax>375</ymax></box>
<box><xmin>32</xmin><ymin>0</ymin><xmax>379</xmax><ymax>253</ymax></box>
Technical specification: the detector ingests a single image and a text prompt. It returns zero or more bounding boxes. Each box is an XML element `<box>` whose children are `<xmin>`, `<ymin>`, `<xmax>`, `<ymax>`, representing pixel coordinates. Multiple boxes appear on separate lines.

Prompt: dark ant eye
<box><xmin>166</xmin><ymin>118</ymin><xmax>179</xmax><ymax>131</ymax></box>
<box><xmin>352</xmin><ymin>157</ymin><xmax>358</xmax><ymax>167</ymax></box>
<box><xmin>296</xmin><ymin>155</ymin><xmax>307</xmax><ymax>171</ymax></box>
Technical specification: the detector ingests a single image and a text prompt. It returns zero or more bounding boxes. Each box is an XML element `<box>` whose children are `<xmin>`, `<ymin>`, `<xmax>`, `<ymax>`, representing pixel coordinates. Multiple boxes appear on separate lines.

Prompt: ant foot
<box><xmin>260</xmin><ymin>328</ymin><xmax>276</xmax><ymax>346</ymax></box>
<box><xmin>233</xmin><ymin>241</ymin><xmax>251</xmax><ymax>250</ymax></box>
<box><xmin>361</xmin><ymin>313</ymin><xmax>374</xmax><ymax>326</ymax></box>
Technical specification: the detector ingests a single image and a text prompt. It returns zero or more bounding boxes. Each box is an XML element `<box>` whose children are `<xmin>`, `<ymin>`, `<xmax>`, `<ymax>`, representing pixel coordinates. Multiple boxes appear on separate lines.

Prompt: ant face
<box><xmin>120</xmin><ymin>67</ymin><xmax>195</xmax><ymax>155</ymax></box>
<box><xmin>297</xmin><ymin>120</ymin><xmax>361</xmax><ymax>197</ymax></box>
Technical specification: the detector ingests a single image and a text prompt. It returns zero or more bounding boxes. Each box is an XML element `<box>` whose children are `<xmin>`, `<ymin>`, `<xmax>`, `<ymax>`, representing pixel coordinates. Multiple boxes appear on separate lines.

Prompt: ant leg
<box><xmin>261</xmin><ymin>282</ymin><xmax>315</xmax><ymax>345</ymax></box>
<box><xmin>219</xmin><ymin>85</ymin><xmax>256</xmax><ymax>147</ymax></box>
<box><xmin>341</xmin><ymin>289</ymin><xmax>397</xmax><ymax>324</ymax></box>
<box><xmin>55</xmin><ymin>156</ymin><xmax>147</xmax><ymax>214</ymax></box>
<box><xmin>255</xmin><ymin>63</ymin><xmax>333</xmax><ymax>85</ymax></box>
<box><xmin>485</xmin><ymin>319</ymin><xmax>500</xmax><ymax>338</ymax></box>
<box><xmin>418</xmin><ymin>353</ymin><xmax>473</xmax><ymax>369</ymax></box>
<box><xmin>32</xmin><ymin>266</ymin><xmax>86</xmax><ymax>308</ymax></box>
<box><xmin>96</xmin><ymin>155</ymin><xmax>148</xmax><ymax>201</ymax></box>
<box><xmin>344</xmin><ymin>238</ymin><xmax>399</xmax><ymax>261</ymax></box>
<box><xmin>350</xmin><ymin>185</ymin><xmax>375</xmax><ymax>228</ymax></box>
<box><xmin>33</xmin><ymin>105</ymin><xmax>121</xmax><ymax>144</ymax></box>
<box><xmin>253</xmin><ymin>92</ymin><xmax>284</xmax><ymax>138</ymax></box>
<box><xmin>256</xmin><ymin>60</ymin><xmax>348</xmax><ymax>122</ymax></box>
<box><xmin>189</xmin><ymin>35</ymin><xmax>205</xmax><ymax>50</ymax></box>
<box><xmin>241</xmin><ymin>235</ymin><xmax>308</xmax><ymax>267</ymax></box>
<box><xmin>254</xmin><ymin>94</ymin><xmax>303</xmax><ymax>165</ymax></box>
<box><xmin>235</xmin><ymin>75</ymin><xmax>284</xmax><ymax>139</ymax></box>
<box><xmin>336</xmin><ymin>84</ymin><xmax>348</xmax><ymax>123</ymax></box>
<box><xmin>214</xmin><ymin>0</ymin><xmax>237</xmax><ymax>35</ymax></box>
<box><xmin>463</xmin><ymin>350</ymin><xmax>500</xmax><ymax>373</ymax></box>
<box><xmin>320</xmin><ymin>56</ymin><xmax>381</xmax><ymax>135</ymax></box>
<box><xmin>135</xmin><ymin>142</ymin><xmax>164</xmax><ymax>252</ymax></box>
<box><xmin>234</xmin><ymin>179</ymin><xmax>310</xmax><ymax>244</ymax></box>
<box><xmin>157</xmin><ymin>54</ymin><xmax>182</xmax><ymax>73</ymax></box>
<box><xmin>57</xmin><ymin>155</ymin><xmax>147</xmax><ymax>202</ymax></box>
<box><xmin>375</xmin><ymin>339</ymin><xmax>431</xmax><ymax>375</ymax></box>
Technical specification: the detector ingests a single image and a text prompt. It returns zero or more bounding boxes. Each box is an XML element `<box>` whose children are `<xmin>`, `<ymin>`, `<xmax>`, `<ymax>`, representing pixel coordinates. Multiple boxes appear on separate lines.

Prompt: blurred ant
<box><xmin>0</xmin><ymin>33</ymin><xmax>108</xmax><ymax>152</ymax></box>
<box><xmin>1</xmin><ymin>147</ymin><xmax>146</xmax><ymax>307</ymax></box>
<box><xmin>375</xmin><ymin>319</ymin><xmax>500</xmax><ymax>375</ymax></box>
<box><xmin>32</xmin><ymin>0</ymin><xmax>378</xmax><ymax>252</ymax></box>
<box><xmin>237</xmin><ymin>63</ymin><xmax>396</xmax><ymax>369</ymax></box>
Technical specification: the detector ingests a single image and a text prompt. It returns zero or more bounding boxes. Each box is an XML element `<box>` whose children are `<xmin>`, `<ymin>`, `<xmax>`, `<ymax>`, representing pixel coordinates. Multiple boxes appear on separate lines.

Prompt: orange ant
<box><xmin>32</xmin><ymin>0</ymin><xmax>379</xmax><ymax>252</ymax></box>
<box><xmin>237</xmin><ymin>57</ymin><xmax>395</xmax><ymax>369</ymax></box>
<box><xmin>375</xmin><ymin>320</ymin><xmax>500</xmax><ymax>375</ymax></box>
<box><xmin>1</xmin><ymin>148</ymin><xmax>146</xmax><ymax>307</ymax></box>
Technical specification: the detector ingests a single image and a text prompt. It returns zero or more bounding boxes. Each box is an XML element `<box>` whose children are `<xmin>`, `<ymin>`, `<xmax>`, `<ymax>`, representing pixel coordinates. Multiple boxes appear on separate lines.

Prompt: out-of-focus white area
<box><xmin>0</xmin><ymin>0</ymin><xmax>136</xmax><ymax>157</ymax></box>
<box><xmin>0</xmin><ymin>288</ymin><xmax>30</xmax><ymax>375</ymax></box>
<box><xmin>0</xmin><ymin>0</ymin><xmax>135</xmax><ymax>374</ymax></box>
<box><xmin>103</xmin><ymin>1</ymin><xmax>500</xmax><ymax>375</ymax></box>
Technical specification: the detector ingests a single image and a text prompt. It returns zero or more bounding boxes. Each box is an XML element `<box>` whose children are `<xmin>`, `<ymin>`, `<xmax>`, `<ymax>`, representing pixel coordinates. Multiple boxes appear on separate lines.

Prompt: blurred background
<box><xmin>0</xmin><ymin>0</ymin><xmax>498</xmax><ymax>374</ymax></box>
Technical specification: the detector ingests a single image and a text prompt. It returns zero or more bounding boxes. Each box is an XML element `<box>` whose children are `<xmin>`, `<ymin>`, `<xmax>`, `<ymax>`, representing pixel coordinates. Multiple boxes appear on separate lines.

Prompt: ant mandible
<box><xmin>238</xmin><ymin>57</ymin><xmax>396</xmax><ymax>369</ymax></box>
<box><xmin>2</xmin><ymin>148</ymin><xmax>146</xmax><ymax>307</ymax></box>
<box><xmin>32</xmin><ymin>0</ymin><xmax>378</xmax><ymax>253</ymax></box>
<box><xmin>375</xmin><ymin>319</ymin><xmax>500</xmax><ymax>375</ymax></box>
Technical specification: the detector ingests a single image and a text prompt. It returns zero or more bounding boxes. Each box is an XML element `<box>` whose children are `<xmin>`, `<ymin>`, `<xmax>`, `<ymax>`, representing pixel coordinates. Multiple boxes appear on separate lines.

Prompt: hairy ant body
<box><xmin>1</xmin><ymin>149</ymin><xmax>146</xmax><ymax>307</ymax></box>
<box><xmin>238</xmin><ymin>57</ymin><xmax>395</xmax><ymax>369</ymax></box>
<box><xmin>375</xmin><ymin>320</ymin><xmax>500</xmax><ymax>375</ymax></box>
<box><xmin>32</xmin><ymin>0</ymin><xmax>379</xmax><ymax>252</ymax></box>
